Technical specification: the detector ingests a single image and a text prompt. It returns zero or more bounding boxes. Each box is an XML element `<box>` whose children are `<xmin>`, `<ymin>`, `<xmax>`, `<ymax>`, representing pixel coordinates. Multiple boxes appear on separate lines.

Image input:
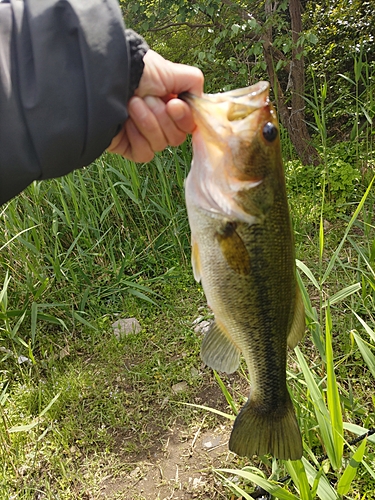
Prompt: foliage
<box><xmin>304</xmin><ymin>1</ymin><xmax>375</xmax><ymax>138</ymax></box>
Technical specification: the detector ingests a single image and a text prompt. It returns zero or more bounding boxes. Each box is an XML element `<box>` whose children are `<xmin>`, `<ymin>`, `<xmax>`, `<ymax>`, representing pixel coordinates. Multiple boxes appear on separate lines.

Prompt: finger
<box><xmin>125</xmin><ymin>119</ymin><xmax>155</xmax><ymax>163</ymax></box>
<box><xmin>166</xmin><ymin>99</ymin><xmax>196</xmax><ymax>134</ymax></box>
<box><xmin>166</xmin><ymin>62</ymin><xmax>204</xmax><ymax>96</ymax></box>
<box><xmin>128</xmin><ymin>97</ymin><xmax>168</xmax><ymax>152</ymax></box>
<box><xmin>136</xmin><ymin>50</ymin><xmax>204</xmax><ymax>98</ymax></box>
<box><xmin>107</xmin><ymin>125</ymin><xmax>132</xmax><ymax>157</ymax></box>
<box><xmin>144</xmin><ymin>96</ymin><xmax>186</xmax><ymax>147</ymax></box>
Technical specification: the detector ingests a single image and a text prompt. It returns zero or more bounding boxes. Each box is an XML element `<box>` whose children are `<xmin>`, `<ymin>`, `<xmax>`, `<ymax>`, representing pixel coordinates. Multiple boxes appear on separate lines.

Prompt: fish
<box><xmin>180</xmin><ymin>82</ymin><xmax>305</xmax><ymax>460</ymax></box>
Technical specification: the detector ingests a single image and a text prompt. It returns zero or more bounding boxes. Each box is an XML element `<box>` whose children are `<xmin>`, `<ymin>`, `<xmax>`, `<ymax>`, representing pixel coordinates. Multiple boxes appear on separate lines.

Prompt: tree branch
<box><xmin>148</xmin><ymin>21</ymin><xmax>212</xmax><ymax>32</ymax></box>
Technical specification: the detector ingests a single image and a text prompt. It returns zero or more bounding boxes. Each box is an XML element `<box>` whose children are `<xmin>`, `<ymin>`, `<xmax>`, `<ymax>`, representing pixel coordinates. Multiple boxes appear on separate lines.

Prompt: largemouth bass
<box><xmin>181</xmin><ymin>82</ymin><xmax>305</xmax><ymax>460</ymax></box>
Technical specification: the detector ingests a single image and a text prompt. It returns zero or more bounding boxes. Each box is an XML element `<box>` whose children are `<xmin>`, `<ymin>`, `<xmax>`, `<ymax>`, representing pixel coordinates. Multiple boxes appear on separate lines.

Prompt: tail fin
<box><xmin>229</xmin><ymin>393</ymin><xmax>302</xmax><ymax>460</ymax></box>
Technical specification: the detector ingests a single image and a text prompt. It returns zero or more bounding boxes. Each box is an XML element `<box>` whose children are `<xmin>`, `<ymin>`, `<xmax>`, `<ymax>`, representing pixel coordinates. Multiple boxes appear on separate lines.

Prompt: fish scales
<box><xmin>181</xmin><ymin>82</ymin><xmax>305</xmax><ymax>460</ymax></box>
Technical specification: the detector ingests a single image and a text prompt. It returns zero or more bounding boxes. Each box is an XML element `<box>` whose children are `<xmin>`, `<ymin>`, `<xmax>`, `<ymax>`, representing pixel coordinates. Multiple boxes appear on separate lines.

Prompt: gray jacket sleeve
<box><xmin>0</xmin><ymin>0</ymin><xmax>147</xmax><ymax>205</ymax></box>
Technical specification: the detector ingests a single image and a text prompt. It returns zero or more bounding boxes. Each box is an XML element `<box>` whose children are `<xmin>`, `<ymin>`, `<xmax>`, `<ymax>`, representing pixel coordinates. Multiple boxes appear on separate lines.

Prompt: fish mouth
<box><xmin>179</xmin><ymin>82</ymin><xmax>271</xmax><ymax>141</ymax></box>
<box><xmin>179</xmin><ymin>81</ymin><xmax>270</xmax><ymax>123</ymax></box>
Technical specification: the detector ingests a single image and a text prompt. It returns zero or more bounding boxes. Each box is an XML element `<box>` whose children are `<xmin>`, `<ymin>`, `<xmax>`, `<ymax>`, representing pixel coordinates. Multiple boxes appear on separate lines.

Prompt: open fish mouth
<box><xmin>179</xmin><ymin>82</ymin><xmax>272</xmax><ymax>141</ymax></box>
<box><xmin>179</xmin><ymin>81</ymin><xmax>270</xmax><ymax>122</ymax></box>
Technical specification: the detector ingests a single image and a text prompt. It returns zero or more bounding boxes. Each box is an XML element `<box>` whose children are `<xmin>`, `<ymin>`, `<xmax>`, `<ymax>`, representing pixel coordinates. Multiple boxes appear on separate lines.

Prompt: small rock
<box><xmin>194</xmin><ymin>320</ymin><xmax>211</xmax><ymax>335</ymax></box>
<box><xmin>130</xmin><ymin>466</ymin><xmax>141</xmax><ymax>478</ymax></box>
<box><xmin>190</xmin><ymin>367</ymin><xmax>199</xmax><ymax>378</ymax></box>
<box><xmin>171</xmin><ymin>381</ymin><xmax>188</xmax><ymax>394</ymax></box>
<box><xmin>202</xmin><ymin>435</ymin><xmax>222</xmax><ymax>449</ymax></box>
<box><xmin>17</xmin><ymin>355</ymin><xmax>32</xmax><ymax>365</ymax></box>
<box><xmin>112</xmin><ymin>317</ymin><xmax>141</xmax><ymax>339</ymax></box>
<box><xmin>192</xmin><ymin>477</ymin><xmax>206</xmax><ymax>489</ymax></box>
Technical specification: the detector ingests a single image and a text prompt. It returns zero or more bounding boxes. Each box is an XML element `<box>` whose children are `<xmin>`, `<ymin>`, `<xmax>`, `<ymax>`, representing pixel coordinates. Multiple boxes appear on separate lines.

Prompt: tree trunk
<box><xmin>263</xmin><ymin>0</ymin><xmax>320</xmax><ymax>165</ymax></box>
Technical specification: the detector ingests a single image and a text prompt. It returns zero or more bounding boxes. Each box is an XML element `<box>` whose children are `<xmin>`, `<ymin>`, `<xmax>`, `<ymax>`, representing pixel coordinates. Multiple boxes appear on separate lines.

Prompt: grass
<box><xmin>1</xmin><ymin>62</ymin><xmax>375</xmax><ymax>498</ymax></box>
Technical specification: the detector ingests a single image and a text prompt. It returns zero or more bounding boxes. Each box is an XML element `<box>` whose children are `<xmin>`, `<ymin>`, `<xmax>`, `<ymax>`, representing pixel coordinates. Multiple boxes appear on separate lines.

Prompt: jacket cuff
<box><xmin>125</xmin><ymin>29</ymin><xmax>149</xmax><ymax>98</ymax></box>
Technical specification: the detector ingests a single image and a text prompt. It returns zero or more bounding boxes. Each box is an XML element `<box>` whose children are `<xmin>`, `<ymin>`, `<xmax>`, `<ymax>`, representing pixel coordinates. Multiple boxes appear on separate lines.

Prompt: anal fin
<box><xmin>201</xmin><ymin>320</ymin><xmax>240</xmax><ymax>374</ymax></box>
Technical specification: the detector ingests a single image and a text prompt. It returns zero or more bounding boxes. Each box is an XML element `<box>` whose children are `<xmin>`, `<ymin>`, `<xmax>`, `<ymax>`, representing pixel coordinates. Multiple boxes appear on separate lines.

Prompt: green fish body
<box><xmin>181</xmin><ymin>83</ymin><xmax>305</xmax><ymax>460</ymax></box>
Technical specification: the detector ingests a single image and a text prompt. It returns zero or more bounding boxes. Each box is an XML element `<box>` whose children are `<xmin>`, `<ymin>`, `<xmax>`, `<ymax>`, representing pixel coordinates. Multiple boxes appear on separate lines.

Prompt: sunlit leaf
<box><xmin>217</xmin><ymin>468</ymin><xmax>299</xmax><ymax>500</ymax></box>
<box><xmin>325</xmin><ymin>305</ymin><xmax>343</xmax><ymax>470</ymax></box>
<box><xmin>337</xmin><ymin>438</ymin><xmax>367</xmax><ymax>495</ymax></box>
<box><xmin>352</xmin><ymin>332</ymin><xmax>375</xmax><ymax>378</ymax></box>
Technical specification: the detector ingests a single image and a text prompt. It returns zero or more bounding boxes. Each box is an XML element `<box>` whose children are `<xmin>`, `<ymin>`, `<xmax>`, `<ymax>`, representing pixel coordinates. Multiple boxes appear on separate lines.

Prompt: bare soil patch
<box><xmin>98</xmin><ymin>379</ymin><xmax>241</xmax><ymax>499</ymax></box>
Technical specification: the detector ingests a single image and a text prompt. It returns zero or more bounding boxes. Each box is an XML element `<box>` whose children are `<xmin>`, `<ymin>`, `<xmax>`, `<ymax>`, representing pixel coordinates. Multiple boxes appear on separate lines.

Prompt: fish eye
<box><xmin>263</xmin><ymin>122</ymin><xmax>278</xmax><ymax>142</ymax></box>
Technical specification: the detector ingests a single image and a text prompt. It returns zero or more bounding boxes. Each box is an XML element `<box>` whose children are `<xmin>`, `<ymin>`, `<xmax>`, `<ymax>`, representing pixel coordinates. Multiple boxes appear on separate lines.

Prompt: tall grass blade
<box><xmin>295</xmin><ymin>347</ymin><xmax>335</xmax><ymax>463</ymax></box>
<box><xmin>322</xmin><ymin>283</ymin><xmax>361</xmax><ymax>308</ymax></box>
<box><xmin>302</xmin><ymin>458</ymin><xmax>339</xmax><ymax>500</ymax></box>
<box><xmin>215</xmin><ymin>472</ymin><xmax>253</xmax><ymax>500</ymax></box>
<box><xmin>213</xmin><ymin>370</ymin><xmax>238</xmax><ymax>416</ymax></box>
<box><xmin>343</xmin><ymin>423</ymin><xmax>375</xmax><ymax>444</ymax></box>
<box><xmin>322</xmin><ymin>175</ymin><xmax>375</xmax><ymax>284</ymax></box>
<box><xmin>8</xmin><ymin>392</ymin><xmax>61</xmax><ymax>433</ymax></box>
<box><xmin>352</xmin><ymin>310</ymin><xmax>375</xmax><ymax>343</ymax></box>
<box><xmin>325</xmin><ymin>305</ymin><xmax>344</xmax><ymax>470</ymax></box>
<box><xmin>319</xmin><ymin>214</ymin><xmax>324</xmax><ymax>264</ymax></box>
<box><xmin>285</xmin><ymin>460</ymin><xmax>312</xmax><ymax>500</ymax></box>
<box><xmin>337</xmin><ymin>438</ymin><xmax>367</xmax><ymax>496</ymax></box>
<box><xmin>217</xmin><ymin>468</ymin><xmax>299</xmax><ymax>500</ymax></box>
<box><xmin>296</xmin><ymin>260</ymin><xmax>320</xmax><ymax>290</ymax></box>
<box><xmin>352</xmin><ymin>332</ymin><xmax>375</xmax><ymax>378</ymax></box>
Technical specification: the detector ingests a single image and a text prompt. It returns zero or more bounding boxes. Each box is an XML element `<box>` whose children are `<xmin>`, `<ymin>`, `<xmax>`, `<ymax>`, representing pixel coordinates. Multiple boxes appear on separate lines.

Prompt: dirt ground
<box><xmin>99</xmin><ymin>423</ymin><xmax>234</xmax><ymax>499</ymax></box>
<box><xmin>97</xmin><ymin>379</ymin><xmax>244</xmax><ymax>500</ymax></box>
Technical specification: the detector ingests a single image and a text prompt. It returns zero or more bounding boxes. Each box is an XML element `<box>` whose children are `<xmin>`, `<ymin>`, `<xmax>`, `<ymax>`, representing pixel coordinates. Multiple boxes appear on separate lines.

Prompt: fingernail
<box><xmin>172</xmin><ymin>106</ymin><xmax>185</xmax><ymax>120</ymax></box>
<box><xmin>129</xmin><ymin>97</ymin><xmax>148</xmax><ymax>120</ymax></box>
<box><xmin>144</xmin><ymin>95</ymin><xmax>163</xmax><ymax>113</ymax></box>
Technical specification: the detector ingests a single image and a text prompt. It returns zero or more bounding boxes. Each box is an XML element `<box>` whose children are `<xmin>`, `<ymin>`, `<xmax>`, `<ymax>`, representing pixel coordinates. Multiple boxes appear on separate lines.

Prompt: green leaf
<box><xmin>9</xmin><ymin>392</ymin><xmax>61</xmax><ymax>433</ymax></box>
<box><xmin>322</xmin><ymin>283</ymin><xmax>361</xmax><ymax>308</ymax></box>
<box><xmin>296</xmin><ymin>260</ymin><xmax>320</xmax><ymax>290</ymax></box>
<box><xmin>285</xmin><ymin>460</ymin><xmax>312</xmax><ymax>500</ymax></box>
<box><xmin>217</xmin><ymin>469</ymin><xmax>299</xmax><ymax>499</ymax></box>
<box><xmin>73</xmin><ymin>311</ymin><xmax>98</xmax><ymax>331</ymax></box>
<box><xmin>302</xmin><ymin>458</ymin><xmax>339</xmax><ymax>500</ymax></box>
<box><xmin>352</xmin><ymin>311</ymin><xmax>375</xmax><ymax>343</ymax></box>
<box><xmin>322</xmin><ymin>176</ymin><xmax>375</xmax><ymax>284</ymax></box>
<box><xmin>231</xmin><ymin>23</ymin><xmax>240</xmax><ymax>35</ymax></box>
<box><xmin>337</xmin><ymin>438</ymin><xmax>367</xmax><ymax>495</ymax></box>
<box><xmin>325</xmin><ymin>305</ymin><xmax>343</xmax><ymax>470</ymax></box>
<box><xmin>343</xmin><ymin>423</ymin><xmax>375</xmax><ymax>444</ymax></box>
<box><xmin>308</xmin><ymin>33</ymin><xmax>318</xmax><ymax>44</ymax></box>
<box><xmin>295</xmin><ymin>347</ymin><xmax>335</xmax><ymax>462</ymax></box>
<box><xmin>352</xmin><ymin>332</ymin><xmax>375</xmax><ymax>379</ymax></box>
<box><xmin>213</xmin><ymin>370</ymin><xmax>238</xmax><ymax>415</ymax></box>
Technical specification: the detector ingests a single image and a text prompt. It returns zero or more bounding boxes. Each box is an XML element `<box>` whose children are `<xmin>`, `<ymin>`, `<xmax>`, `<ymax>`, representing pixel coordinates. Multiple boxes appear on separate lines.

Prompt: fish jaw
<box><xmin>181</xmin><ymin>82</ymin><xmax>282</xmax><ymax>224</ymax></box>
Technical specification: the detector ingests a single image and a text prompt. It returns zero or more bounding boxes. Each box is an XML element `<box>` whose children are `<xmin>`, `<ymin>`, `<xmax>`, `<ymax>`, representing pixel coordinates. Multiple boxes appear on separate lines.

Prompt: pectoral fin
<box><xmin>287</xmin><ymin>284</ymin><xmax>306</xmax><ymax>349</ymax></box>
<box><xmin>216</xmin><ymin>222</ymin><xmax>250</xmax><ymax>276</ymax></box>
<box><xmin>201</xmin><ymin>319</ymin><xmax>241</xmax><ymax>374</ymax></box>
<box><xmin>191</xmin><ymin>237</ymin><xmax>202</xmax><ymax>283</ymax></box>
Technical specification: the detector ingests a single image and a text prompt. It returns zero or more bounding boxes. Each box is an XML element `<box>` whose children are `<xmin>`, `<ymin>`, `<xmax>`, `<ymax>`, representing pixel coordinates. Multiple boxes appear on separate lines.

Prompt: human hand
<box><xmin>107</xmin><ymin>50</ymin><xmax>203</xmax><ymax>162</ymax></box>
